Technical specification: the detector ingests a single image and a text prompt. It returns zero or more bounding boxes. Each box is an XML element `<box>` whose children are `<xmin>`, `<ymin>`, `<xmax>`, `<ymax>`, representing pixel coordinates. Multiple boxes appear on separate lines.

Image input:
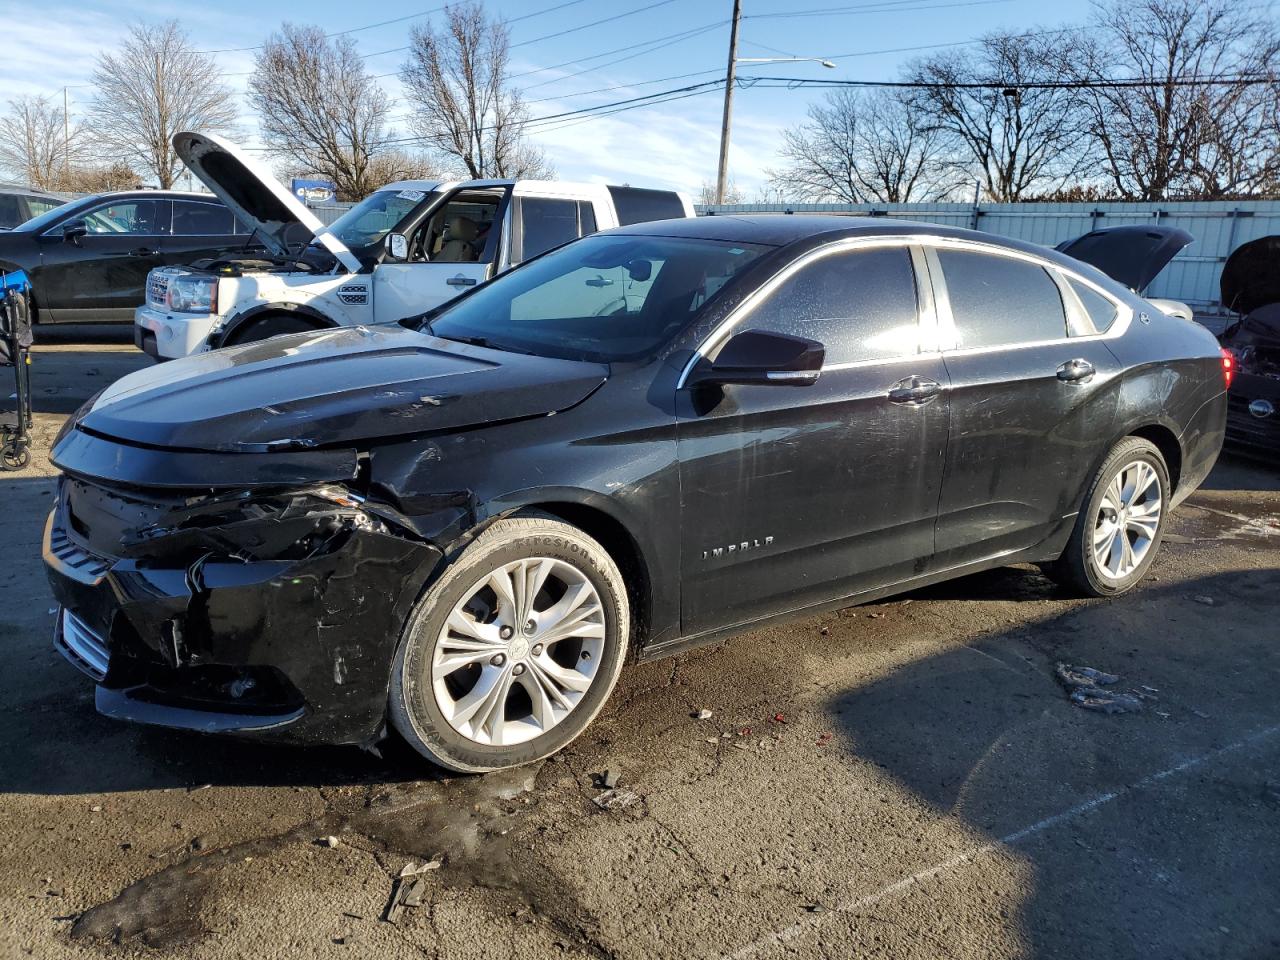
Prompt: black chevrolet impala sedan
<box><xmin>44</xmin><ymin>216</ymin><xmax>1227</xmax><ymax>771</ymax></box>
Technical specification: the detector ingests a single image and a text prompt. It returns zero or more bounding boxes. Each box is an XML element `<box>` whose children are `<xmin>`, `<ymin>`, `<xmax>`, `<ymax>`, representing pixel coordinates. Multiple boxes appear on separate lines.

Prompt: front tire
<box><xmin>1045</xmin><ymin>436</ymin><xmax>1170</xmax><ymax>597</ymax></box>
<box><xmin>390</xmin><ymin>514</ymin><xmax>630</xmax><ymax>773</ymax></box>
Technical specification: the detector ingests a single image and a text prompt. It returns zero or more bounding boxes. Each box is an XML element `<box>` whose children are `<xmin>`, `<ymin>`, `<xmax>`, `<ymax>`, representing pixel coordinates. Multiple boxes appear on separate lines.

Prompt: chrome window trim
<box><xmin>676</xmin><ymin>236</ymin><xmax>925</xmax><ymax>388</ymax></box>
<box><xmin>919</xmin><ymin>235</ymin><xmax>1133</xmax><ymax>355</ymax></box>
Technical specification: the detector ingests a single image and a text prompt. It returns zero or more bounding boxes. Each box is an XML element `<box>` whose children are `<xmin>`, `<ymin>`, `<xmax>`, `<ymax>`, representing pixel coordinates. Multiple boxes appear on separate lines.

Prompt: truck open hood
<box><xmin>74</xmin><ymin>324</ymin><xmax>607</xmax><ymax>453</ymax></box>
<box><xmin>1220</xmin><ymin>235</ymin><xmax>1280</xmax><ymax>316</ymax></box>
<box><xmin>1056</xmin><ymin>225</ymin><xmax>1193</xmax><ymax>293</ymax></box>
<box><xmin>173</xmin><ymin>131</ymin><xmax>362</xmax><ymax>273</ymax></box>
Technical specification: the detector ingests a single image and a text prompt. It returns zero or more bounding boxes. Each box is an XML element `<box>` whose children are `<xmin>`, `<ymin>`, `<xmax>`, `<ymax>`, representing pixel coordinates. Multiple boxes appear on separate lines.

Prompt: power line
<box><xmin>507</xmin><ymin>20</ymin><xmax>728</xmax><ymax>81</ymax></box>
<box><xmin>522</xmin><ymin>22</ymin><xmax>726</xmax><ymax>92</ymax></box>
<box><xmin>750</xmin><ymin>0</ymin><xmax>1013</xmax><ymax>19</ymax></box>
<box><xmin>511</xmin><ymin>0</ymin><xmax>683</xmax><ymax>49</ymax></box>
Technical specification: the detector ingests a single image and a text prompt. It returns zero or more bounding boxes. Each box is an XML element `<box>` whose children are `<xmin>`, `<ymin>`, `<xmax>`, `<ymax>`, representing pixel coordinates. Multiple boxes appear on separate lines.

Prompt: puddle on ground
<box><xmin>70</xmin><ymin>764</ymin><xmax>543</xmax><ymax>949</ymax></box>
<box><xmin>1170</xmin><ymin>504</ymin><xmax>1280</xmax><ymax>543</ymax></box>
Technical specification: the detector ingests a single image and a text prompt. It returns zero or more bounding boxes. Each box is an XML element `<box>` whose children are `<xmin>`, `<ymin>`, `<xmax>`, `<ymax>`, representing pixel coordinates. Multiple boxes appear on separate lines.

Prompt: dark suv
<box><xmin>0</xmin><ymin>186</ymin><xmax>65</xmax><ymax>229</ymax></box>
<box><xmin>0</xmin><ymin>190</ymin><xmax>251</xmax><ymax>323</ymax></box>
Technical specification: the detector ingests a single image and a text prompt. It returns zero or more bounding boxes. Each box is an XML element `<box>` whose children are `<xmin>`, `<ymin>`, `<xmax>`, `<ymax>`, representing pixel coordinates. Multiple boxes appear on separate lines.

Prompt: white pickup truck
<box><xmin>135</xmin><ymin>132</ymin><xmax>695</xmax><ymax>359</ymax></box>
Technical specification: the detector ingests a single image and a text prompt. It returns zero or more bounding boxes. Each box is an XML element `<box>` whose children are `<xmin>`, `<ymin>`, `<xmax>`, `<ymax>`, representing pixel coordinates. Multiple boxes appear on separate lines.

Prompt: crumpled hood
<box><xmin>1220</xmin><ymin>235</ymin><xmax>1280</xmax><ymax>316</ymax></box>
<box><xmin>1056</xmin><ymin>225</ymin><xmax>1193</xmax><ymax>293</ymax></box>
<box><xmin>80</xmin><ymin>324</ymin><xmax>608</xmax><ymax>453</ymax></box>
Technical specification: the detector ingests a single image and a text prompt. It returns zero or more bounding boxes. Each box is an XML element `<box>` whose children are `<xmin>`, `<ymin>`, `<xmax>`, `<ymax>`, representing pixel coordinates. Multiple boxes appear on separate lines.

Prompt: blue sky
<box><xmin>0</xmin><ymin>0</ymin><xmax>1095</xmax><ymax>195</ymax></box>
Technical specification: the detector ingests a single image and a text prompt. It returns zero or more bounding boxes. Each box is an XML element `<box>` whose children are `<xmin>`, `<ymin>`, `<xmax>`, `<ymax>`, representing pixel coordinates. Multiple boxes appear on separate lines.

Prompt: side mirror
<box><xmin>626</xmin><ymin>259</ymin><xmax>652</xmax><ymax>282</ymax></box>
<box><xmin>385</xmin><ymin>232</ymin><xmax>408</xmax><ymax>261</ymax></box>
<box><xmin>689</xmin><ymin>329</ymin><xmax>824</xmax><ymax>388</ymax></box>
<box><xmin>62</xmin><ymin>220</ymin><xmax>87</xmax><ymax>246</ymax></box>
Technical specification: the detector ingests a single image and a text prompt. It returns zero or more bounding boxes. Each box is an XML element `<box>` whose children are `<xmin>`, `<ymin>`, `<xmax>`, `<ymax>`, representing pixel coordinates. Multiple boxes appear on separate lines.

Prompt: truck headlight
<box><xmin>167</xmin><ymin>275</ymin><xmax>218</xmax><ymax>314</ymax></box>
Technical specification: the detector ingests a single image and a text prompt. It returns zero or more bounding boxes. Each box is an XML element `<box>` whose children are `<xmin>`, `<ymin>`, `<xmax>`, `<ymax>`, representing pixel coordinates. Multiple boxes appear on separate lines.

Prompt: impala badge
<box><xmin>702</xmin><ymin>536</ymin><xmax>774</xmax><ymax>560</ymax></box>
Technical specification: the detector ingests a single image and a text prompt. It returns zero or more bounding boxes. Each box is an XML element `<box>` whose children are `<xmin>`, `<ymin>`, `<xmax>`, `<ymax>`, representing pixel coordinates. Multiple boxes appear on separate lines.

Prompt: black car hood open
<box><xmin>79</xmin><ymin>324</ymin><xmax>608</xmax><ymax>453</ymax></box>
<box><xmin>1056</xmin><ymin>225</ymin><xmax>1194</xmax><ymax>293</ymax></box>
<box><xmin>1220</xmin><ymin>235</ymin><xmax>1280</xmax><ymax>316</ymax></box>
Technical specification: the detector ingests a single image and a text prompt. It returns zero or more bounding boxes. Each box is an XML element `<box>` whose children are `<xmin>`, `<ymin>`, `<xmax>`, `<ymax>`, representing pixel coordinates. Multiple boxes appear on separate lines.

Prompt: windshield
<box><xmin>16</xmin><ymin>194</ymin><xmax>97</xmax><ymax>233</ymax></box>
<box><xmin>321</xmin><ymin>187</ymin><xmax>434</xmax><ymax>248</ymax></box>
<box><xmin>426</xmin><ymin>233</ymin><xmax>769</xmax><ymax>362</ymax></box>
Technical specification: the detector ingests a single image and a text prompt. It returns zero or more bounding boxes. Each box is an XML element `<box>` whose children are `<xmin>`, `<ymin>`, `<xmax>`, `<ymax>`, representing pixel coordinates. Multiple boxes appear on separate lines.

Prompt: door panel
<box><xmin>676</xmin><ymin>357</ymin><xmax>949</xmax><ymax>635</ymax></box>
<box><xmin>372</xmin><ymin>188</ymin><xmax>509</xmax><ymax>321</ymax></box>
<box><xmin>929</xmin><ymin>245</ymin><xmax>1123</xmax><ymax>564</ymax></box>
<box><xmin>165</xmin><ymin>200</ymin><xmax>242</xmax><ymax>266</ymax></box>
<box><xmin>38</xmin><ymin>198</ymin><xmax>170</xmax><ymax>320</ymax></box>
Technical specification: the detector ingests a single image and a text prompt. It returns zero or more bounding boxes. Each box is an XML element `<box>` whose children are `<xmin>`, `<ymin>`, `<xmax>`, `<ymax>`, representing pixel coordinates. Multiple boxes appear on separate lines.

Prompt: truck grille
<box><xmin>146</xmin><ymin>273</ymin><xmax>169</xmax><ymax>308</ymax></box>
<box><xmin>54</xmin><ymin>608</ymin><xmax>110</xmax><ymax>681</ymax></box>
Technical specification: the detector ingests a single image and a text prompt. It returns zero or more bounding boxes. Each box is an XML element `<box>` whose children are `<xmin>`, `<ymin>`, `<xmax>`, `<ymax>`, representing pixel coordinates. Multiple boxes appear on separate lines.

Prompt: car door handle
<box><xmin>446</xmin><ymin>275</ymin><xmax>477</xmax><ymax>287</ymax></box>
<box><xmin>129</xmin><ymin>247</ymin><xmax>159</xmax><ymax>257</ymax></box>
<box><xmin>1057</xmin><ymin>358</ymin><xmax>1096</xmax><ymax>383</ymax></box>
<box><xmin>887</xmin><ymin>376</ymin><xmax>942</xmax><ymax>405</ymax></box>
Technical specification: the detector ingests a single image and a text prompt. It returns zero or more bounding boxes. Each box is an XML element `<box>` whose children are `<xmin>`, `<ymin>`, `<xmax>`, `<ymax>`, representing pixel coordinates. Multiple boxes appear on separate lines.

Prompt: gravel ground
<box><xmin>1</xmin><ymin>331</ymin><xmax>1278</xmax><ymax>960</ymax></box>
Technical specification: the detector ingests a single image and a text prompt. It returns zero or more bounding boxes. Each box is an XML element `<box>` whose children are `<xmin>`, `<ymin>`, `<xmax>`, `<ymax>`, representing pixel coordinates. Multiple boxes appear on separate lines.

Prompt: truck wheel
<box><xmin>389</xmin><ymin>514</ymin><xmax>630</xmax><ymax>773</ymax></box>
<box><xmin>225</xmin><ymin>314</ymin><xmax>321</xmax><ymax>345</ymax></box>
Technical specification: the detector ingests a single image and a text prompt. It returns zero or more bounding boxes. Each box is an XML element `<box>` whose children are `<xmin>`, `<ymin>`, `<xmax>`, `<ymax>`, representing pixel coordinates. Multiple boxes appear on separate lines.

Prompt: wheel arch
<box><xmin>212</xmin><ymin>302</ymin><xmax>336</xmax><ymax>348</ymax></box>
<box><xmin>1126</xmin><ymin>422</ymin><xmax>1183</xmax><ymax>493</ymax></box>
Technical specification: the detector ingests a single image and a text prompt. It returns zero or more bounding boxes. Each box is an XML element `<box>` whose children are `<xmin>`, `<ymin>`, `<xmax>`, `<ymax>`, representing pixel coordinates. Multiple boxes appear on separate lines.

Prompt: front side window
<box><xmin>518</xmin><ymin>198</ymin><xmax>579</xmax><ymax>262</ymax></box>
<box><xmin>83</xmin><ymin>199</ymin><xmax>169</xmax><ymax>235</ymax></box>
<box><xmin>415</xmin><ymin>191</ymin><xmax>504</xmax><ymax>263</ymax></box>
<box><xmin>427</xmin><ymin>233</ymin><xmax>768</xmax><ymax>362</ymax></box>
<box><xmin>742</xmin><ymin>246</ymin><xmax>920</xmax><ymax>364</ymax></box>
<box><xmin>937</xmin><ymin>248</ymin><xmax>1067</xmax><ymax>349</ymax></box>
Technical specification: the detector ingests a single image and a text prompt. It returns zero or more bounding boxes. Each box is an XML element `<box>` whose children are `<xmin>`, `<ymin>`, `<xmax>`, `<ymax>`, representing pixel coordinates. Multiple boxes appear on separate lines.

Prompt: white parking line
<box><xmin>723</xmin><ymin>721</ymin><xmax>1280</xmax><ymax>959</ymax></box>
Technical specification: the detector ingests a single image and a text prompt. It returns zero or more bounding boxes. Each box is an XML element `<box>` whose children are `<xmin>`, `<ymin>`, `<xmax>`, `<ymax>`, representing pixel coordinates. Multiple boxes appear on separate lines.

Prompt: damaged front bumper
<box><xmin>43</xmin><ymin>478</ymin><xmax>442</xmax><ymax>745</ymax></box>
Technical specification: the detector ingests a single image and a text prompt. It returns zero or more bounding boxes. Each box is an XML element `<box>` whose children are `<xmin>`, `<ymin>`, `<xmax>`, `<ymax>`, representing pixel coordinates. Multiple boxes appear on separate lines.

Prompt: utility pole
<box><xmin>714</xmin><ymin>0</ymin><xmax>742</xmax><ymax>206</ymax></box>
<box><xmin>62</xmin><ymin>86</ymin><xmax>69</xmax><ymax>182</ymax></box>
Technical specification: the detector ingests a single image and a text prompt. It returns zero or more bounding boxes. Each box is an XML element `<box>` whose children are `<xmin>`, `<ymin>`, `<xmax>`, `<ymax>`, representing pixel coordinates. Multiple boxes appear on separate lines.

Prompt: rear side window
<box><xmin>172</xmin><ymin>201</ymin><xmax>234</xmax><ymax>235</ymax></box>
<box><xmin>518</xmin><ymin>198</ymin><xmax>579</xmax><ymax>262</ymax></box>
<box><xmin>743</xmin><ymin>247</ymin><xmax>921</xmax><ymax>364</ymax></box>
<box><xmin>1068</xmin><ymin>277</ymin><xmax>1120</xmax><ymax>333</ymax></box>
<box><xmin>607</xmin><ymin>186</ymin><xmax>685</xmax><ymax>226</ymax></box>
<box><xmin>0</xmin><ymin>194</ymin><xmax>22</xmax><ymax>227</ymax></box>
<box><xmin>937</xmin><ymin>249</ymin><xmax>1067</xmax><ymax>348</ymax></box>
<box><xmin>578</xmin><ymin>201</ymin><xmax>597</xmax><ymax>237</ymax></box>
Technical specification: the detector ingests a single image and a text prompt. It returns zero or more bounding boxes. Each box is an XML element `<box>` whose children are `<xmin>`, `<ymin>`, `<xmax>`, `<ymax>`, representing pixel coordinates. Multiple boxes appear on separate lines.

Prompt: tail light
<box><xmin>1221</xmin><ymin>347</ymin><xmax>1236</xmax><ymax>389</ymax></box>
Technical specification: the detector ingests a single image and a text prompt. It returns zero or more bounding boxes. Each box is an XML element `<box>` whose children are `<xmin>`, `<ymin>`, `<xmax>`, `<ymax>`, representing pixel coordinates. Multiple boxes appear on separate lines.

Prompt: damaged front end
<box><xmin>44</xmin><ymin>473</ymin><xmax>442</xmax><ymax>744</ymax></box>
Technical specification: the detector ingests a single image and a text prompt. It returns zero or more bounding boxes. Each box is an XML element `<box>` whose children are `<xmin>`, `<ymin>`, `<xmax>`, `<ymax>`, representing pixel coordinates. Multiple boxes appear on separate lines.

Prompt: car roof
<box><xmin>612</xmin><ymin>213</ymin><xmax>1125</xmax><ymax>282</ymax></box>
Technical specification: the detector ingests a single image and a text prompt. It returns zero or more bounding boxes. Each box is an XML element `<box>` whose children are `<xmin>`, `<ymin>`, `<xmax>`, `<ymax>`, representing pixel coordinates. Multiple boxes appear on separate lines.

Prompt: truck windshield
<box><xmin>321</xmin><ymin>188</ymin><xmax>434</xmax><ymax>249</ymax></box>
<box><xmin>426</xmin><ymin>233</ymin><xmax>769</xmax><ymax>363</ymax></box>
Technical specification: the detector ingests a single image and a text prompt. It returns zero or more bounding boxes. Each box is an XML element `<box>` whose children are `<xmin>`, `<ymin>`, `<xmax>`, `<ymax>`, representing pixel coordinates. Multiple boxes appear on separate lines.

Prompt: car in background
<box><xmin>0</xmin><ymin>190</ymin><xmax>254</xmax><ymax>324</ymax></box>
<box><xmin>1057</xmin><ymin>224</ymin><xmax>1195</xmax><ymax>320</ymax></box>
<box><xmin>134</xmin><ymin>131</ymin><xmax>694</xmax><ymax>358</ymax></box>
<box><xmin>0</xmin><ymin>185</ymin><xmax>65</xmax><ymax>230</ymax></box>
<box><xmin>1218</xmin><ymin>235</ymin><xmax>1280</xmax><ymax>459</ymax></box>
<box><xmin>46</xmin><ymin>215</ymin><xmax>1226</xmax><ymax>772</ymax></box>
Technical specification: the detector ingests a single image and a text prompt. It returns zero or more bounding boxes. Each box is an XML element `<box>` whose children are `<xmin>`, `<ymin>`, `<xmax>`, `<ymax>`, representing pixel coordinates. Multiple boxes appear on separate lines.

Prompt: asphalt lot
<box><xmin>2</xmin><ymin>328</ymin><xmax>1278</xmax><ymax>960</ymax></box>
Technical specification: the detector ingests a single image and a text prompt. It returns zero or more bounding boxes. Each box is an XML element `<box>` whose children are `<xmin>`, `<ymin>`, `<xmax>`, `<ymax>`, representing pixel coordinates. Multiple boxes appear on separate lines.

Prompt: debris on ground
<box><xmin>383</xmin><ymin>877</ymin><xmax>425</xmax><ymax>923</ymax></box>
<box><xmin>592</xmin><ymin>789</ymin><xmax>641</xmax><ymax>811</ymax></box>
<box><xmin>1055</xmin><ymin>662</ymin><xmax>1143</xmax><ymax>714</ymax></box>
<box><xmin>320</xmin><ymin>835</ymin><xmax>340</xmax><ymax>849</ymax></box>
<box><xmin>1193</xmin><ymin>595</ymin><xmax>1217</xmax><ymax>606</ymax></box>
<box><xmin>601</xmin><ymin>769</ymin><xmax>621</xmax><ymax>790</ymax></box>
<box><xmin>816</xmin><ymin>733</ymin><xmax>833</xmax><ymax>747</ymax></box>
<box><xmin>694</xmin><ymin>708</ymin><xmax>713</xmax><ymax>720</ymax></box>
<box><xmin>770</xmin><ymin>713</ymin><xmax>786</xmax><ymax>724</ymax></box>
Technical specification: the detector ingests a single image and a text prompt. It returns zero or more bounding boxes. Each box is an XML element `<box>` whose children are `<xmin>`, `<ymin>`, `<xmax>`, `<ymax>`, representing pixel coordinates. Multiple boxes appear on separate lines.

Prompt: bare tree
<box><xmin>90</xmin><ymin>20</ymin><xmax>237</xmax><ymax>188</ymax></box>
<box><xmin>400</xmin><ymin>1</ymin><xmax>552</xmax><ymax>179</ymax></box>
<box><xmin>773</xmin><ymin>88</ymin><xmax>957</xmax><ymax>203</ymax></box>
<box><xmin>250</xmin><ymin>24</ymin><xmax>405</xmax><ymax>201</ymax></box>
<box><xmin>0</xmin><ymin>96</ymin><xmax>84</xmax><ymax>189</ymax></box>
<box><xmin>57</xmin><ymin>162</ymin><xmax>141</xmax><ymax>193</ymax></box>
<box><xmin>698</xmin><ymin>178</ymin><xmax>744</xmax><ymax>205</ymax></box>
<box><xmin>1078</xmin><ymin>0</ymin><xmax>1280</xmax><ymax>200</ymax></box>
<box><xmin>909</xmin><ymin>32</ymin><xmax>1089</xmax><ymax>200</ymax></box>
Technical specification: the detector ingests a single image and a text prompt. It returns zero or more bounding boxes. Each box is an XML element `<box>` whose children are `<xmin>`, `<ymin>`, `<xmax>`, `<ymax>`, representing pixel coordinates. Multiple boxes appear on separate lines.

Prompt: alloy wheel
<box><xmin>430</xmin><ymin>557</ymin><xmax>606</xmax><ymax>746</ymax></box>
<box><xmin>1091</xmin><ymin>459</ymin><xmax>1162</xmax><ymax>581</ymax></box>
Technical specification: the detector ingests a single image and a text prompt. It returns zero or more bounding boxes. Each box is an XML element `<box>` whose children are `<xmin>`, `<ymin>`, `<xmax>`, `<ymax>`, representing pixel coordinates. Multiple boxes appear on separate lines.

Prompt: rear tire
<box><xmin>225</xmin><ymin>314</ymin><xmax>320</xmax><ymax>345</ymax></box>
<box><xmin>389</xmin><ymin>514</ymin><xmax>630</xmax><ymax>773</ymax></box>
<box><xmin>1043</xmin><ymin>436</ymin><xmax>1170</xmax><ymax>597</ymax></box>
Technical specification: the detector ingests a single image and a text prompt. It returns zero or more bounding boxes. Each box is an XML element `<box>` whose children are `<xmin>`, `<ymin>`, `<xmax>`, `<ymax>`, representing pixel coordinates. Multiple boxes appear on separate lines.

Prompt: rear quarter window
<box><xmin>607</xmin><ymin>186</ymin><xmax>686</xmax><ymax>226</ymax></box>
<box><xmin>1068</xmin><ymin>277</ymin><xmax>1120</xmax><ymax>333</ymax></box>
